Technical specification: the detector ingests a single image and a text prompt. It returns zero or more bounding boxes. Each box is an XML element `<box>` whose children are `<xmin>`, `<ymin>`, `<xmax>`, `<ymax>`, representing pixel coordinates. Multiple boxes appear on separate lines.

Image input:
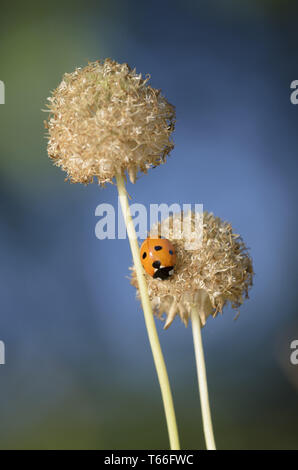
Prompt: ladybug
<box><xmin>140</xmin><ymin>237</ymin><xmax>176</xmax><ymax>280</ymax></box>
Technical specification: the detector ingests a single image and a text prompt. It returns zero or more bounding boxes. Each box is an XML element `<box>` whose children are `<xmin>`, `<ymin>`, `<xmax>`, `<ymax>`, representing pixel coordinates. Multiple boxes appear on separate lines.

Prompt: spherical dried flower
<box><xmin>131</xmin><ymin>211</ymin><xmax>254</xmax><ymax>329</ymax></box>
<box><xmin>45</xmin><ymin>59</ymin><xmax>175</xmax><ymax>185</ymax></box>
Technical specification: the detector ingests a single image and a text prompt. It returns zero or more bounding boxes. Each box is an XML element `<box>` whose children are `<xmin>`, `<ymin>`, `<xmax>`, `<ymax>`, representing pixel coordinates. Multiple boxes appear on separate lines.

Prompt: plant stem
<box><xmin>115</xmin><ymin>172</ymin><xmax>180</xmax><ymax>450</ymax></box>
<box><xmin>191</xmin><ymin>307</ymin><xmax>216</xmax><ymax>450</ymax></box>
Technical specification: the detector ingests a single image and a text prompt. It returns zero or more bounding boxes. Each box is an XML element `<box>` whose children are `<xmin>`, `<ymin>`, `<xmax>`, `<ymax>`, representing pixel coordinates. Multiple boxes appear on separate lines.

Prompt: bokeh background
<box><xmin>0</xmin><ymin>0</ymin><xmax>298</xmax><ymax>450</ymax></box>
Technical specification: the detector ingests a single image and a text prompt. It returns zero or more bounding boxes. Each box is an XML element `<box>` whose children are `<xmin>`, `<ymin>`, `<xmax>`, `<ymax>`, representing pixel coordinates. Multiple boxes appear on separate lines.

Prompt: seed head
<box><xmin>131</xmin><ymin>211</ymin><xmax>254</xmax><ymax>328</ymax></box>
<box><xmin>45</xmin><ymin>59</ymin><xmax>175</xmax><ymax>185</ymax></box>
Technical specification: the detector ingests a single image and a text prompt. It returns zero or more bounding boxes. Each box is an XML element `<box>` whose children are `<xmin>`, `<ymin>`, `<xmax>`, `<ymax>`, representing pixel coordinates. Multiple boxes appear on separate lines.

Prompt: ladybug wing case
<box><xmin>140</xmin><ymin>238</ymin><xmax>176</xmax><ymax>280</ymax></box>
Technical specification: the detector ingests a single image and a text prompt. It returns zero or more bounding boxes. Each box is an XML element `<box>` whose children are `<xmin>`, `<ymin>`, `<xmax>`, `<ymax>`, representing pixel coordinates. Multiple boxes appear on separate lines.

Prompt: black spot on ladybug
<box><xmin>152</xmin><ymin>260</ymin><xmax>161</xmax><ymax>269</ymax></box>
<box><xmin>154</xmin><ymin>245</ymin><xmax>162</xmax><ymax>251</ymax></box>
<box><xmin>169</xmin><ymin>250</ymin><xmax>173</xmax><ymax>255</ymax></box>
<box><xmin>142</xmin><ymin>252</ymin><xmax>147</xmax><ymax>259</ymax></box>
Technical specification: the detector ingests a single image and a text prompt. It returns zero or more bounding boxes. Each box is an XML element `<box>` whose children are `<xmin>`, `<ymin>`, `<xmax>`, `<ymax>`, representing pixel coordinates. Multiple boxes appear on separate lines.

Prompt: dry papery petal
<box><xmin>45</xmin><ymin>59</ymin><xmax>175</xmax><ymax>185</ymax></box>
<box><xmin>131</xmin><ymin>211</ymin><xmax>254</xmax><ymax>329</ymax></box>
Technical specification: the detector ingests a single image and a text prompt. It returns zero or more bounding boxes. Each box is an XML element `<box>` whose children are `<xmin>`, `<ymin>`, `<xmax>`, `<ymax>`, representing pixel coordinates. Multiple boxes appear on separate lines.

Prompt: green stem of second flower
<box><xmin>191</xmin><ymin>307</ymin><xmax>216</xmax><ymax>450</ymax></box>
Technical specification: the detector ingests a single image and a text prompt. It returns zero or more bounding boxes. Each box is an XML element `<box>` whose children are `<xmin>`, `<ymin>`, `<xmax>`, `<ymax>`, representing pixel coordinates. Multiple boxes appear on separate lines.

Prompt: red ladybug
<box><xmin>140</xmin><ymin>237</ymin><xmax>176</xmax><ymax>280</ymax></box>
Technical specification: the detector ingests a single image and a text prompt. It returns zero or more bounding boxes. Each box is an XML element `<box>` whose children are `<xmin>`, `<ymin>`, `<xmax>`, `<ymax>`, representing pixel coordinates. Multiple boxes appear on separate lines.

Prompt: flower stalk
<box><xmin>116</xmin><ymin>172</ymin><xmax>180</xmax><ymax>450</ymax></box>
<box><xmin>191</xmin><ymin>306</ymin><xmax>216</xmax><ymax>450</ymax></box>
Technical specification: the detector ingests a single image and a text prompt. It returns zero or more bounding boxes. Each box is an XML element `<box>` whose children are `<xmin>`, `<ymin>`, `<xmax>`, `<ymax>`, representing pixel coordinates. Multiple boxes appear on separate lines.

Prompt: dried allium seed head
<box><xmin>131</xmin><ymin>211</ymin><xmax>254</xmax><ymax>329</ymax></box>
<box><xmin>45</xmin><ymin>59</ymin><xmax>175</xmax><ymax>185</ymax></box>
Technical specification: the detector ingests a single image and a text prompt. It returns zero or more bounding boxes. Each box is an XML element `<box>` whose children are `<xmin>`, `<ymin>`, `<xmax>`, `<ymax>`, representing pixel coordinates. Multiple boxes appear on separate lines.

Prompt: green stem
<box><xmin>115</xmin><ymin>172</ymin><xmax>180</xmax><ymax>450</ymax></box>
<box><xmin>191</xmin><ymin>307</ymin><xmax>216</xmax><ymax>450</ymax></box>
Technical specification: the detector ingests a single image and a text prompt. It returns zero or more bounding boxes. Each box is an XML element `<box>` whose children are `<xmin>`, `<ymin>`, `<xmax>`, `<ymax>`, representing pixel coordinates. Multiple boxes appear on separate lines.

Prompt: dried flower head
<box><xmin>45</xmin><ymin>59</ymin><xmax>175</xmax><ymax>185</ymax></box>
<box><xmin>131</xmin><ymin>211</ymin><xmax>254</xmax><ymax>329</ymax></box>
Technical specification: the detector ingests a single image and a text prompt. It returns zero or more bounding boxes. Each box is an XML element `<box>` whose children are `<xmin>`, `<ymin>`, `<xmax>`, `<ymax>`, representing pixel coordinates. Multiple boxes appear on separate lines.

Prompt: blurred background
<box><xmin>0</xmin><ymin>0</ymin><xmax>298</xmax><ymax>450</ymax></box>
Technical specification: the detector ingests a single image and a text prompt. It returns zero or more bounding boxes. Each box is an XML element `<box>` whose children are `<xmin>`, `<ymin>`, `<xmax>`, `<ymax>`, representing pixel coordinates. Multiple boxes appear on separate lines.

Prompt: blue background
<box><xmin>0</xmin><ymin>0</ymin><xmax>297</xmax><ymax>449</ymax></box>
